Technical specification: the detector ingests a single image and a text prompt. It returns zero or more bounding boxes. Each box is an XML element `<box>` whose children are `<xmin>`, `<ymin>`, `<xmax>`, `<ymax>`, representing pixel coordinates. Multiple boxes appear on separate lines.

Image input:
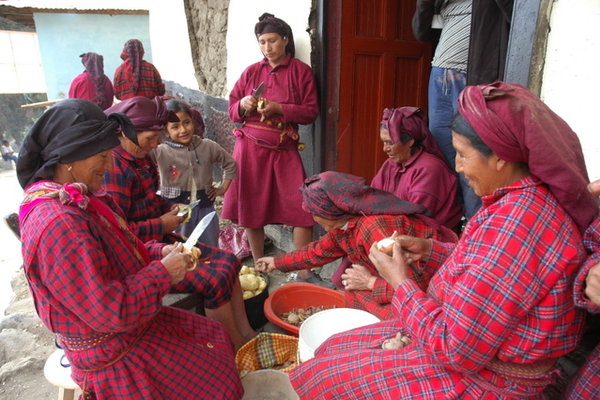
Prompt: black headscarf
<box><xmin>17</xmin><ymin>99</ymin><xmax>134</xmax><ymax>189</ymax></box>
<box><xmin>254</xmin><ymin>12</ymin><xmax>295</xmax><ymax>58</ymax></box>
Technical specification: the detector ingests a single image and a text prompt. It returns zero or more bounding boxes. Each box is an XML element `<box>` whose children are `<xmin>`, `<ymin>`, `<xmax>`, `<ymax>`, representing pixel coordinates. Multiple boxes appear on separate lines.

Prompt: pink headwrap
<box><xmin>457</xmin><ymin>81</ymin><xmax>598</xmax><ymax>233</ymax></box>
<box><xmin>380</xmin><ymin>107</ymin><xmax>446</xmax><ymax>161</ymax></box>
<box><xmin>300</xmin><ymin>171</ymin><xmax>428</xmax><ymax>220</ymax></box>
<box><xmin>104</xmin><ymin>96</ymin><xmax>178</xmax><ymax>144</ymax></box>
<box><xmin>120</xmin><ymin>39</ymin><xmax>144</xmax><ymax>93</ymax></box>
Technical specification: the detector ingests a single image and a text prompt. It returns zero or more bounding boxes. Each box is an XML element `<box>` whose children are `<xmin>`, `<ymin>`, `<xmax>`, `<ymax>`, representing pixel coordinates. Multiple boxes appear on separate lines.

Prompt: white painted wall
<box><xmin>0</xmin><ymin>30</ymin><xmax>45</xmax><ymax>93</ymax></box>
<box><xmin>541</xmin><ymin>0</ymin><xmax>600</xmax><ymax>181</ymax></box>
<box><xmin>145</xmin><ymin>0</ymin><xmax>313</xmax><ymax>95</ymax></box>
<box><xmin>225</xmin><ymin>0</ymin><xmax>312</xmax><ymax>93</ymax></box>
<box><xmin>147</xmin><ymin>0</ymin><xmax>198</xmax><ymax>90</ymax></box>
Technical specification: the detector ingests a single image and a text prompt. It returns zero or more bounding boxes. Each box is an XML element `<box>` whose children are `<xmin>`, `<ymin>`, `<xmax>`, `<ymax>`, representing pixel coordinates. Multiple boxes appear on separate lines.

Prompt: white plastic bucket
<box><xmin>298</xmin><ymin>308</ymin><xmax>380</xmax><ymax>362</ymax></box>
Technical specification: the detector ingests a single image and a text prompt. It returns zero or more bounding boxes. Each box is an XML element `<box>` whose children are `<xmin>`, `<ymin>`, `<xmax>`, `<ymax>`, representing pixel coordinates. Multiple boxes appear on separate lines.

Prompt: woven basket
<box><xmin>235</xmin><ymin>332</ymin><xmax>299</xmax><ymax>377</ymax></box>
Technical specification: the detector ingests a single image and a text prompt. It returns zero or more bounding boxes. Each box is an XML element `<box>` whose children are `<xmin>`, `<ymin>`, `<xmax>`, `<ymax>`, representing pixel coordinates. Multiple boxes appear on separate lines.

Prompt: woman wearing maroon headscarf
<box><xmin>68</xmin><ymin>52</ymin><xmax>114</xmax><ymax>110</ymax></box>
<box><xmin>102</xmin><ymin>96</ymin><xmax>256</xmax><ymax>350</ymax></box>
<box><xmin>255</xmin><ymin>171</ymin><xmax>456</xmax><ymax>320</ymax></box>
<box><xmin>222</xmin><ymin>12</ymin><xmax>321</xmax><ymax>284</ymax></box>
<box><xmin>372</xmin><ymin>107</ymin><xmax>463</xmax><ymax>230</ymax></box>
<box><xmin>287</xmin><ymin>82</ymin><xmax>597</xmax><ymax>399</ymax></box>
<box><xmin>113</xmin><ymin>39</ymin><xmax>165</xmax><ymax>100</ymax></box>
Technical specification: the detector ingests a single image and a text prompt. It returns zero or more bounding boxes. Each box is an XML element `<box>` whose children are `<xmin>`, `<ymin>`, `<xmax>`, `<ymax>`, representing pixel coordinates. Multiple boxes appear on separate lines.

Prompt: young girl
<box><xmin>155</xmin><ymin>100</ymin><xmax>237</xmax><ymax>247</ymax></box>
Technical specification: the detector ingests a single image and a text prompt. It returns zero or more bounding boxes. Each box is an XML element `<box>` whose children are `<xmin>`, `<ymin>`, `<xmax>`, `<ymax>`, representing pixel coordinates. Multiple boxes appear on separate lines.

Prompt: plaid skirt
<box><xmin>290</xmin><ymin>320</ymin><xmax>553</xmax><ymax>399</ymax></box>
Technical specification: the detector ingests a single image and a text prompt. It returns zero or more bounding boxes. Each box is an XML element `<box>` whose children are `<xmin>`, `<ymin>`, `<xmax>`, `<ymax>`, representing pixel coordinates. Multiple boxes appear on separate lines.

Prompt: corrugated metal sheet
<box><xmin>0</xmin><ymin>0</ymin><xmax>149</xmax><ymax>12</ymax></box>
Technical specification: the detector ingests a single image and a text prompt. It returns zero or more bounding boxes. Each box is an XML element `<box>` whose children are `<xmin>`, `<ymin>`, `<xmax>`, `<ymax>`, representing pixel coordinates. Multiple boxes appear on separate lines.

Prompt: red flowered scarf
<box><xmin>20</xmin><ymin>181</ymin><xmax>150</xmax><ymax>263</ymax></box>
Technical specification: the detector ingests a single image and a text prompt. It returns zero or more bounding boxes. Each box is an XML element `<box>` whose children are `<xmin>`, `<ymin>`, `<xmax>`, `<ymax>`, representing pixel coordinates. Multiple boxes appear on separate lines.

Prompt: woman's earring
<box><xmin>67</xmin><ymin>165</ymin><xmax>73</xmax><ymax>172</ymax></box>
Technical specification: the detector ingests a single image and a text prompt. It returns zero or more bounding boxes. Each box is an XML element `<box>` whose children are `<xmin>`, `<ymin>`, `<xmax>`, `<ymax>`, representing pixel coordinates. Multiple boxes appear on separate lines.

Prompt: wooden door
<box><xmin>329</xmin><ymin>0</ymin><xmax>432</xmax><ymax>181</ymax></box>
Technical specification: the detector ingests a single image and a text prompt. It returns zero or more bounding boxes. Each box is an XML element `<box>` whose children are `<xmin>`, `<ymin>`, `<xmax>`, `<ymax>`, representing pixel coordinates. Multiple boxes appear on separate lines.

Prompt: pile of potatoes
<box><xmin>239</xmin><ymin>265</ymin><xmax>268</xmax><ymax>300</ymax></box>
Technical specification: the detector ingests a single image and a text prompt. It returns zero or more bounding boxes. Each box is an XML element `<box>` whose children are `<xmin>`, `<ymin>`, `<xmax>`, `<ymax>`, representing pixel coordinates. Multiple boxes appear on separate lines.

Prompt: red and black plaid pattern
<box><xmin>20</xmin><ymin>197</ymin><xmax>242</xmax><ymax>399</ymax></box>
<box><xmin>564</xmin><ymin>345</ymin><xmax>600</xmax><ymax>400</ymax></box>
<box><xmin>276</xmin><ymin>214</ymin><xmax>451</xmax><ymax>320</ymax></box>
<box><xmin>103</xmin><ymin>146</ymin><xmax>172</xmax><ymax>243</ymax></box>
<box><xmin>566</xmin><ymin>218</ymin><xmax>600</xmax><ymax>399</ymax></box>
<box><xmin>114</xmin><ymin>39</ymin><xmax>165</xmax><ymax>100</ymax></box>
<box><xmin>103</xmin><ymin>146</ymin><xmax>239</xmax><ymax>308</ymax></box>
<box><xmin>289</xmin><ymin>177</ymin><xmax>587</xmax><ymax>398</ymax></box>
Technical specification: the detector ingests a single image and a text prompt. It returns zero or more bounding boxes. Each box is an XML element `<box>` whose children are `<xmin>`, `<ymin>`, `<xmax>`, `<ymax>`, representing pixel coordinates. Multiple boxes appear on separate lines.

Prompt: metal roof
<box><xmin>0</xmin><ymin>0</ymin><xmax>149</xmax><ymax>11</ymax></box>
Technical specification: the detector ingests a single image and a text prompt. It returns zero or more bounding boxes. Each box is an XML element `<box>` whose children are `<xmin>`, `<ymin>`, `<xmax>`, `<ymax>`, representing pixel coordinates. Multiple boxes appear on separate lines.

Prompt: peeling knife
<box><xmin>244</xmin><ymin>81</ymin><xmax>265</xmax><ymax>117</ymax></box>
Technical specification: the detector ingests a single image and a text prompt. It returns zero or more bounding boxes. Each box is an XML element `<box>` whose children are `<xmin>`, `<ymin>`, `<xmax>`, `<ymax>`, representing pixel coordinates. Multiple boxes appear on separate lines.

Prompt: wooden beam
<box><xmin>20</xmin><ymin>99</ymin><xmax>62</xmax><ymax>109</ymax></box>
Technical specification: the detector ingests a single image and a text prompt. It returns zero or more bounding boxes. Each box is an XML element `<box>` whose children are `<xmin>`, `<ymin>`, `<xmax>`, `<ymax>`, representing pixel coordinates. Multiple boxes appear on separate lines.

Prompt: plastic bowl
<box><xmin>298</xmin><ymin>308</ymin><xmax>380</xmax><ymax>362</ymax></box>
<box><xmin>263</xmin><ymin>282</ymin><xmax>345</xmax><ymax>336</ymax></box>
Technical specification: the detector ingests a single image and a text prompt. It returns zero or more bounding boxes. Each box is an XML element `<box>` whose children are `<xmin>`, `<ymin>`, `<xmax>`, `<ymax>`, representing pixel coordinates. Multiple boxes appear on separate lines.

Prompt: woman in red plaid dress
<box><xmin>16</xmin><ymin>99</ymin><xmax>242</xmax><ymax>399</ymax></box>
<box><xmin>565</xmin><ymin>180</ymin><xmax>600</xmax><ymax>400</ymax></box>
<box><xmin>255</xmin><ymin>171</ymin><xmax>457</xmax><ymax>320</ymax></box>
<box><xmin>287</xmin><ymin>82</ymin><xmax>598</xmax><ymax>399</ymax></box>
<box><xmin>103</xmin><ymin>96</ymin><xmax>256</xmax><ymax>350</ymax></box>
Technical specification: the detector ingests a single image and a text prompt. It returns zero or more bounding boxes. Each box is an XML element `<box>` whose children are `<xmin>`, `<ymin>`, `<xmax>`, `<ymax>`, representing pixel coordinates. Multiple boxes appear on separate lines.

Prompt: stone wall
<box><xmin>183</xmin><ymin>0</ymin><xmax>230</xmax><ymax>97</ymax></box>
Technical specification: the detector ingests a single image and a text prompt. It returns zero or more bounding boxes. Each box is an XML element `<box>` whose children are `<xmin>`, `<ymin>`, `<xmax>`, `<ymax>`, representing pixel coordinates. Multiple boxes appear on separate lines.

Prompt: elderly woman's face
<box><xmin>313</xmin><ymin>215</ymin><xmax>347</xmax><ymax>232</ymax></box>
<box><xmin>70</xmin><ymin>150</ymin><xmax>113</xmax><ymax>191</ymax></box>
<box><xmin>452</xmin><ymin>132</ymin><xmax>498</xmax><ymax>197</ymax></box>
<box><xmin>380</xmin><ymin>128</ymin><xmax>414</xmax><ymax>165</ymax></box>
<box><xmin>120</xmin><ymin>130</ymin><xmax>162</xmax><ymax>159</ymax></box>
<box><xmin>258</xmin><ymin>32</ymin><xmax>288</xmax><ymax>66</ymax></box>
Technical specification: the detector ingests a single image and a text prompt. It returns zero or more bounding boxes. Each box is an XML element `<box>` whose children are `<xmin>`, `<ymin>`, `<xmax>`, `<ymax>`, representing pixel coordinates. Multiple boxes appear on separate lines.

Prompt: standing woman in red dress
<box><xmin>113</xmin><ymin>39</ymin><xmax>165</xmax><ymax>100</ymax></box>
<box><xmin>222</xmin><ymin>13</ymin><xmax>322</xmax><ymax>284</ymax></box>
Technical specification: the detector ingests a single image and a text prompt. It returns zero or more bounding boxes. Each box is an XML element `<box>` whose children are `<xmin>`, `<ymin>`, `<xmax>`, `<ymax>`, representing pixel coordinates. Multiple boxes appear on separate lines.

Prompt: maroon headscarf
<box><xmin>380</xmin><ymin>107</ymin><xmax>446</xmax><ymax>161</ymax></box>
<box><xmin>162</xmin><ymin>96</ymin><xmax>205</xmax><ymax>137</ymax></box>
<box><xmin>457</xmin><ymin>81</ymin><xmax>598</xmax><ymax>233</ymax></box>
<box><xmin>300</xmin><ymin>171</ymin><xmax>428</xmax><ymax>220</ymax></box>
<box><xmin>104</xmin><ymin>96</ymin><xmax>178</xmax><ymax>145</ymax></box>
<box><xmin>254</xmin><ymin>12</ymin><xmax>295</xmax><ymax>58</ymax></box>
<box><xmin>80</xmin><ymin>52</ymin><xmax>108</xmax><ymax>108</ymax></box>
<box><xmin>119</xmin><ymin>39</ymin><xmax>145</xmax><ymax>94</ymax></box>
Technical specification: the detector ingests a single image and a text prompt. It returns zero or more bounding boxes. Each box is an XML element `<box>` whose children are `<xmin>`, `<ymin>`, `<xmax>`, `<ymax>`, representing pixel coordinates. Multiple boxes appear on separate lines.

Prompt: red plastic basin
<box><xmin>263</xmin><ymin>282</ymin><xmax>345</xmax><ymax>336</ymax></box>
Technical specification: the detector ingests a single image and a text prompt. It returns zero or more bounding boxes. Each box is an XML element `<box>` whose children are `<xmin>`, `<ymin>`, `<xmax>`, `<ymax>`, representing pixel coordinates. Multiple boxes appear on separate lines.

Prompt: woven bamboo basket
<box><xmin>235</xmin><ymin>332</ymin><xmax>299</xmax><ymax>377</ymax></box>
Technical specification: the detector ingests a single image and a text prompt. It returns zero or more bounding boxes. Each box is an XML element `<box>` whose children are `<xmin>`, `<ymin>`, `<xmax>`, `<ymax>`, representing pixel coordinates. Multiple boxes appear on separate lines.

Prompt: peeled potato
<box><xmin>377</xmin><ymin>237</ymin><xmax>395</xmax><ymax>255</ymax></box>
<box><xmin>257</xmin><ymin>276</ymin><xmax>267</xmax><ymax>292</ymax></box>
<box><xmin>243</xmin><ymin>290</ymin><xmax>254</xmax><ymax>300</ymax></box>
<box><xmin>240</xmin><ymin>265</ymin><xmax>252</xmax><ymax>275</ymax></box>
<box><xmin>184</xmin><ymin>247</ymin><xmax>202</xmax><ymax>264</ymax></box>
<box><xmin>240</xmin><ymin>274</ymin><xmax>259</xmax><ymax>291</ymax></box>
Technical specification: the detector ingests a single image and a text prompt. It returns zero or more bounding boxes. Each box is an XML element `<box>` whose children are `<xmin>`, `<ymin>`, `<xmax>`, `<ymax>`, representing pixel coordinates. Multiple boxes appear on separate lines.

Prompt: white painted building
<box><xmin>1</xmin><ymin>0</ymin><xmax>599</xmax><ymax>179</ymax></box>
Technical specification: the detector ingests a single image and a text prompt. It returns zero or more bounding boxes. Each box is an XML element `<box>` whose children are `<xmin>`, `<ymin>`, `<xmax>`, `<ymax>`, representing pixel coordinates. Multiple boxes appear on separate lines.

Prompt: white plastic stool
<box><xmin>44</xmin><ymin>349</ymin><xmax>80</xmax><ymax>400</ymax></box>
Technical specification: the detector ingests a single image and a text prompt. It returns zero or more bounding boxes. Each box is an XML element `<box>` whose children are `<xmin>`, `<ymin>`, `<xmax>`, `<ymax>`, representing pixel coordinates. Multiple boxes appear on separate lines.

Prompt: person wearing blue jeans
<box><xmin>414</xmin><ymin>0</ymin><xmax>480</xmax><ymax>220</ymax></box>
<box><xmin>428</xmin><ymin>67</ymin><xmax>481</xmax><ymax>218</ymax></box>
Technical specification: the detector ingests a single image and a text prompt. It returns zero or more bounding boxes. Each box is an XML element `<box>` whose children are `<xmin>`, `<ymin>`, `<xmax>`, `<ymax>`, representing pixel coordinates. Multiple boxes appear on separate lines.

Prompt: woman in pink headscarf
<box><xmin>287</xmin><ymin>82</ymin><xmax>597</xmax><ymax>399</ymax></box>
<box><xmin>329</xmin><ymin>107</ymin><xmax>463</xmax><ymax>291</ymax></box>
<box><xmin>102</xmin><ymin>96</ymin><xmax>256</xmax><ymax>350</ymax></box>
<box><xmin>372</xmin><ymin>107</ymin><xmax>463</xmax><ymax>230</ymax></box>
<box><xmin>68</xmin><ymin>52</ymin><xmax>114</xmax><ymax>110</ymax></box>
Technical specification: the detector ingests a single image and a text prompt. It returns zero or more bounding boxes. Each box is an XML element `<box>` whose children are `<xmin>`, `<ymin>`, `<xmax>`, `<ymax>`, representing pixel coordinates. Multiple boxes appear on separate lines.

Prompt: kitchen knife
<box><xmin>176</xmin><ymin>199</ymin><xmax>202</xmax><ymax>217</ymax></box>
<box><xmin>183</xmin><ymin>211</ymin><xmax>216</xmax><ymax>251</ymax></box>
<box><xmin>244</xmin><ymin>81</ymin><xmax>265</xmax><ymax>117</ymax></box>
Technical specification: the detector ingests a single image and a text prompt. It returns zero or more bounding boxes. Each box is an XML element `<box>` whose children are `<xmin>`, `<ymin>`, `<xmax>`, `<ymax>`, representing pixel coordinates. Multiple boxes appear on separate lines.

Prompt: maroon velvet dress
<box><xmin>222</xmin><ymin>54</ymin><xmax>318</xmax><ymax>228</ymax></box>
<box><xmin>371</xmin><ymin>147</ymin><xmax>463</xmax><ymax>230</ymax></box>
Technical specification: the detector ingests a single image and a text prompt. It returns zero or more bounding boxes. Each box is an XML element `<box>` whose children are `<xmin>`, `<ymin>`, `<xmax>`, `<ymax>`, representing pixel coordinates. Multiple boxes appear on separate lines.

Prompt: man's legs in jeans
<box><xmin>428</xmin><ymin>67</ymin><xmax>481</xmax><ymax>219</ymax></box>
